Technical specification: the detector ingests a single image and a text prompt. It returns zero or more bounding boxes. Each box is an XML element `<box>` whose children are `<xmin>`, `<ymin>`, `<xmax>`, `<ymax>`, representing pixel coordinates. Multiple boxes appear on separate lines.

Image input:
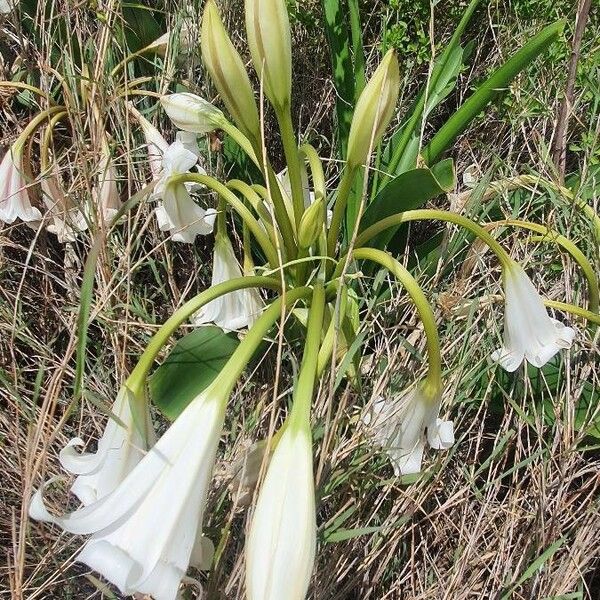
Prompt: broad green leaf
<box><xmin>149</xmin><ymin>326</ymin><xmax>239</xmax><ymax>420</ymax></box>
<box><xmin>423</xmin><ymin>19</ymin><xmax>565</xmax><ymax>164</ymax></box>
<box><xmin>359</xmin><ymin>159</ymin><xmax>455</xmax><ymax>250</ymax></box>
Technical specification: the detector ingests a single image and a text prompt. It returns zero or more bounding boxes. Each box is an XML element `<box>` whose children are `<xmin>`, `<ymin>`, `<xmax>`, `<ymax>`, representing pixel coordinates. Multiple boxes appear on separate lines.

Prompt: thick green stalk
<box><xmin>127</xmin><ymin>276</ymin><xmax>281</xmax><ymax>389</ymax></box>
<box><xmin>351</xmin><ymin>248</ymin><xmax>442</xmax><ymax>386</ymax></box>
<box><xmin>327</xmin><ymin>166</ymin><xmax>358</xmax><ymax>257</ymax></box>
<box><xmin>171</xmin><ymin>173</ymin><xmax>280</xmax><ymax>268</ymax></box>
<box><xmin>355</xmin><ymin>208</ymin><xmax>512</xmax><ymax>267</ymax></box>
<box><xmin>543</xmin><ymin>301</ymin><xmax>600</xmax><ymax>325</ymax></box>
<box><xmin>290</xmin><ymin>284</ymin><xmax>326</xmax><ymax>428</ymax></box>
<box><xmin>277</xmin><ymin>107</ymin><xmax>305</xmax><ymax>227</ymax></box>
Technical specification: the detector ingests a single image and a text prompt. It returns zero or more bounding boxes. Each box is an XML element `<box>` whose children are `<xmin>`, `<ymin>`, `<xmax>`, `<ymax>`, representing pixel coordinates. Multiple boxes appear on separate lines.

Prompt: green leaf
<box><xmin>322</xmin><ymin>0</ymin><xmax>358</xmax><ymax>157</ymax></box>
<box><xmin>149</xmin><ymin>326</ymin><xmax>239</xmax><ymax>420</ymax></box>
<box><xmin>423</xmin><ymin>19</ymin><xmax>565</xmax><ymax>164</ymax></box>
<box><xmin>324</xmin><ymin>525</ymin><xmax>381</xmax><ymax>544</ymax></box>
<box><xmin>360</xmin><ymin>159</ymin><xmax>455</xmax><ymax>250</ymax></box>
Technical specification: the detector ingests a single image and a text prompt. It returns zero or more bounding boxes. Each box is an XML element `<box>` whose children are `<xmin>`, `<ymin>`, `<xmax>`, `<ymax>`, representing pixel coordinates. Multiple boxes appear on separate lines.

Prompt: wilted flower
<box><xmin>244</xmin><ymin>0</ymin><xmax>292</xmax><ymax>110</ymax></box>
<box><xmin>153</xmin><ymin>139</ymin><xmax>216</xmax><ymax>243</ymax></box>
<box><xmin>228</xmin><ymin>440</ymin><xmax>270</xmax><ymax>507</ymax></box>
<box><xmin>128</xmin><ymin>103</ymin><xmax>170</xmax><ymax>178</ymax></box>
<box><xmin>201</xmin><ymin>0</ymin><xmax>260</xmax><ymax>140</ymax></box>
<box><xmin>30</xmin><ymin>386</ymin><xmax>226</xmax><ymax>600</ymax></box>
<box><xmin>41</xmin><ymin>166</ymin><xmax>88</xmax><ymax>243</ymax></box>
<box><xmin>363</xmin><ymin>384</ymin><xmax>454</xmax><ymax>475</ymax></box>
<box><xmin>59</xmin><ymin>386</ymin><xmax>155</xmax><ymax>505</ymax></box>
<box><xmin>346</xmin><ymin>50</ymin><xmax>399</xmax><ymax>168</ymax></box>
<box><xmin>0</xmin><ymin>144</ymin><xmax>42</xmax><ymax>225</ymax></box>
<box><xmin>95</xmin><ymin>139</ymin><xmax>121</xmax><ymax>223</ymax></box>
<box><xmin>492</xmin><ymin>263</ymin><xmax>576</xmax><ymax>371</ymax></box>
<box><xmin>161</xmin><ymin>93</ymin><xmax>226</xmax><ymax>135</ymax></box>
<box><xmin>245</xmin><ymin>420</ymin><xmax>316</xmax><ymax>600</ymax></box>
<box><xmin>192</xmin><ymin>233</ymin><xmax>263</xmax><ymax>331</ymax></box>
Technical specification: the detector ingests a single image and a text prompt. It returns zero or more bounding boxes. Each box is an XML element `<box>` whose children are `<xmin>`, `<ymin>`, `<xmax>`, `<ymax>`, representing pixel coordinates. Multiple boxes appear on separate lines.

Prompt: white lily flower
<box><xmin>29</xmin><ymin>386</ymin><xmax>225</xmax><ymax>600</ymax></box>
<box><xmin>41</xmin><ymin>167</ymin><xmax>88</xmax><ymax>243</ymax></box>
<box><xmin>245</xmin><ymin>422</ymin><xmax>316</xmax><ymax>600</ymax></box>
<box><xmin>0</xmin><ymin>0</ymin><xmax>15</xmax><ymax>14</ymax></box>
<box><xmin>59</xmin><ymin>386</ymin><xmax>155</xmax><ymax>505</ymax></box>
<box><xmin>192</xmin><ymin>233</ymin><xmax>263</xmax><ymax>331</ymax></box>
<box><xmin>95</xmin><ymin>141</ymin><xmax>121</xmax><ymax>223</ymax></box>
<box><xmin>363</xmin><ymin>385</ymin><xmax>454</xmax><ymax>475</ymax></box>
<box><xmin>0</xmin><ymin>144</ymin><xmax>42</xmax><ymax>225</ymax></box>
<box><xmin>153</xmin><ymin>140</ymin><xmax>216</xmax><ymax>243</ymax></box>
<box><xmin>492</xmin><ymin>263</ymin><xmax>576</xmax><ymax>372</ymax></box>
<box><xmin>128</xmin><ymin>103</ymin><xmax>170</xmax><ymax>178</ymax></box>
<box><xmin>161</xmin><ymin>93</ymin><xmax>226</xmax><ymax>134</ymax></box>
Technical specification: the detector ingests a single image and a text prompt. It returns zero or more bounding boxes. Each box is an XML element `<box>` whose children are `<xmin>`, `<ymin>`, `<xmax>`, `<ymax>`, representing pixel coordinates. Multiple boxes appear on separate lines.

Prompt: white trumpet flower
<box><xmin>30</xmin><ymin>387</ymin><xmax>226</xmax><ymax>600</ymax></box>
<box><xmin>492</xmin><ymin>264</ymin><xmax>576</xmax><ymax>372</ymax></box>
<box><xmin>128</xmin><ymin>103</ymin><xmax>170</xmax><ymax>179</ymax></box>
<box><xmin>41</xmin><ymin>166</ymin><xmax>88</xmax><ymax>243</ymax></box>
<box><xmin>161</xmin><ymin>93</ymin><xmax>226</xmax><ymax>134</ymax></box>
<box><xmin>95</xmin><ymin>142</ymin><xmax>121</xmax><ymax>224</ymax></box>
<box><xmin>192</xmin><ymin>233</ymin><xmax>263</xmax><ymax>331</ymax></box>
<box><xmin>363</xmin><ymin>385</ymin><xmax>454</xmax><ymax>475</ymax></box>
<box><xmin>59</xmin><ymin>386</ymin><xmax>155</xmax><ymax>505</ymax></box>
<box><xmin>245</xmin><ymin>421</ymin><xmax>316</xmax><ymax>600</ymax></box>
<box><xmin>0</xmin><ymin>144</ymin><xmax>42</xmax><ymax>225</ymax></box>
<box><xmin>153</xmin><ymin>140</ymin><xmax>216</xmax><ymax>243</ymax></box>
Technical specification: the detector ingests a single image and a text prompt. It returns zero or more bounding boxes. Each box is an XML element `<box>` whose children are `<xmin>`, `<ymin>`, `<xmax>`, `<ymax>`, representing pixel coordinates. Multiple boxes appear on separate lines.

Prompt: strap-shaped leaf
<box><xmin>149</xmin><ymin>326</ymin><xmax>239</xmax><ymax>420</ymax></box>
<box><xmin>359</xmin><ymin>159</ymin><xmax>455</xmax><ymax>250</ymax></box>
<box><xmin>423</xmin><ymin>19</ymin><xmax>565</xmax><ymax>164</ymax></box>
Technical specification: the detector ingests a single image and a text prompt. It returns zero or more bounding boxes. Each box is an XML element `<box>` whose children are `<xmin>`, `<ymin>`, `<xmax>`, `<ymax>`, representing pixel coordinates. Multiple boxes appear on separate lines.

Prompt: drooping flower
<box><xmin>128</xmin><ymin>103</ymin><xmax>170</xmax><ymax>179</ymax></box>
<box><xmin>30</xmin><ymin>386</ymin><xmax>226</xmax><ymax>600</ymax></box>
<box><xmin>161</xmin><ymin>93</ymin><xmax>226</xmax><ymax>134</ymax></box>
<box><xmin>0</xmin><ymin>144</ymin><xmax>42</xmax><ymax>225</ymax></box>
<box><xmin>41</xmin><ymin>165</ymin><xmax>88</xmax><ymax>243</ymax></box>
<box><xmin>153</xmin><ymin>139</ymin><xmax>216</xmax><ymax>243</ymax></box>
<box><xmin>245</xmin><ymin>421</ymin><xmax>316</xmax><ymax>600</ymax></box>
<box><xmin>363</xmin><ymin>384</ymin><xmax>454</xmax><ymax>476</ymax></box>
<box><xmin>94</xmin><ymin>139</ymin><xmax>122</xmax><ymax>224</ymax></box>
<box><xmin>192</xmin><ymin>233</ymin><xmax>263</xmax><ymax>331</ymax></box>
<box><xmin>492</xmin><ymin>263</ymin><xmax>576</xmax><ymax>372</ymax></box>
<box><xmin>58</xmin><ymin>386</ymin><xmax>155</xmax><ymax>505</ymax></box>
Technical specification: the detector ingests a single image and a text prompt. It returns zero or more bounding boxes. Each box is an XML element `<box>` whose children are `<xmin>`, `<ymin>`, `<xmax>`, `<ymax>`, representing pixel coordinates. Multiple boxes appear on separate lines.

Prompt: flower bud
<box><xmin>298</xmin><ymin>194</ymin><xmax>324</xmax><ymax>249</ymax></box>
<box><xmin>160</xmin><ymin>93</ymin><xmax>226</xmax><ymax>134</ymax></box>
<box><xmin>244</xmin><ymin>0</ymin><xmax>292</xmax><ymax>111</ymax></box>
<box><xmin>346</xmin><ymin>50</ymin><xmax>400</xmax><ymax>167</ymax></box>
<box><xmin>201</xmin><ymin>0</ymin><xmax>260</xmax><ymax>141</ymax></box>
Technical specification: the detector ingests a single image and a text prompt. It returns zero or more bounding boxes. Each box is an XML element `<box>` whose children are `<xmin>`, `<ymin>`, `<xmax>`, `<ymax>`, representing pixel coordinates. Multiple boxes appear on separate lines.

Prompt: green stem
<box><xmin>127</xmin><ymin>276</ymin><xmax>281</xmax><ymax>388</ymax></box>
<box><xmin>355</xmin><ymin>208</ymin><xmax>512</xmax><ymax>267</ymax></box>
<box><xmin>489</xmin><ymin>219</ymin><xmax>599</xmax><ymax>314</ymax></box>
<box><xmin>543</xmin><ymin>300</ymin><xmax>600</xmax><ymax>325</ymax></box>
<box><xmin>218</xmin><ymin>286</ymin><xmax>313</xmax><ymax>393</ymax></box>
<box><xmin>171</xmin><ymin>173</ymin><xmax>280</xmax><ymax>268</ymax></box>
<box><xmin>14</xmin><ymin>107</ymin><xmax>66</xmax><ymax>149</ymax></box>
<box><xmin>290</xmin><ymin>283</ymin><xmax>326</xmax><ymax>428</ymax></box>
<box><xmin>327</xmin><ymin>166</ymin><xmax>358</xmax><ymax>257</ymax></box>
<box><xmin>220</xmin><ymin>121</ymin><xmax>260</xmax><ymax>166</ymax></box>
<box><xmin>277</xmin><ymin>106</ymin><xmax>305</xmax><ymax>227</ymax></box>
<box><xmin>350</xmin><ymin>248</ymin><xmax>442</xmax><ymax>386</ymax></box>
<box><xmin>299</xmin><ymin>143</ymin><xmax>326</xmax><ymax>200</ymax></box>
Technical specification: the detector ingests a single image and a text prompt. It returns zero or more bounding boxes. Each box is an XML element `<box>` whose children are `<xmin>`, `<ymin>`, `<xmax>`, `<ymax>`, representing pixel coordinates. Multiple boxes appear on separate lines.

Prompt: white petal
<box><xmin>427</xmin><ymin>419</ymin><xmax>454</xmax><ymax>450</ymax></box>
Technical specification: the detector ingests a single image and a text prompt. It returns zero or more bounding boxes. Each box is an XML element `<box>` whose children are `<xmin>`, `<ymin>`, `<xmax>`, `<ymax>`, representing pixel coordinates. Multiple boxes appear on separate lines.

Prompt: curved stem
<box><xmin>127</xmin><ymin>275</ymin><xmax>282</xmax><ymax>389</ymax></box>
<box><xmin>0</xmin><ymin>81</ymin><xmax>53</xmax><ymax>103</ymax></box>
<box><xmin>543</xmin><ymin>300</ymin><xmax>600</xmax><ymax>325</ymax></box>
<box><xmin>351</xmin><ymin>248</ymin><xmax>442</xmax><ymax>386</ymax></box>
<box><xmin>355</xmin><ymin>208</ymin><xmax>512</xmax><ymax>267</ymax></box>
<box><xmin>218</xmin><ymin>286</ymin><xmax>314</xmax><ymax>394</ymax></box>
<box><xmin>14</xmin><ymin>107</ymin><xmax>66</xmax><ymax>149</ymax></box>
<box><xmin>488</xmin><ymin>219</ymin><xmax>599</xmax><ymax>314</ymax></box>
<box><xmin>300</xmin><ymin>143</ymin><xmax>326</xmax><ymax>201</ymax></box>
<box><xmin>171</xmin><ymin>173</ymin><xmax>280</xmax><ymax>269</ymax></box>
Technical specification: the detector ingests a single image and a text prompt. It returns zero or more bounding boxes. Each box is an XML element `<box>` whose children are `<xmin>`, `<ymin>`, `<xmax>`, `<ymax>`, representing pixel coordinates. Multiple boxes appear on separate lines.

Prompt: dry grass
<box><xmin>1</xmin><ymin>1</ymin><xmax>600</xmax><ymax>599</ymax></box>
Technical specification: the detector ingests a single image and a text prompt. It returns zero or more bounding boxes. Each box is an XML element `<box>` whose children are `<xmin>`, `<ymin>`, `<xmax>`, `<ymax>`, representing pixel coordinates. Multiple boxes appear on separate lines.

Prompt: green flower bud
<box><xmin>160</xmin><ymin>93</ymin><xmax>226</xmax><ymax>134</ymax></box>
<box><xmin>346</xmin><ymin>50</ymin><xmax>400</xmax><ymax>168</ymax></box>
<box><xmin>201</xmin><ymin>0</ymin><xmax>261</xmax><ymax>141</ymax></box>
<box><xmin>244</xmin><ymin>0</ymin><xmax>292</xmax><ymax>112</ymax></box>
<box><xmin>298</xmin><ymin>194</ymin><xmax>324</xmax><ymax>249</ymax></box>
